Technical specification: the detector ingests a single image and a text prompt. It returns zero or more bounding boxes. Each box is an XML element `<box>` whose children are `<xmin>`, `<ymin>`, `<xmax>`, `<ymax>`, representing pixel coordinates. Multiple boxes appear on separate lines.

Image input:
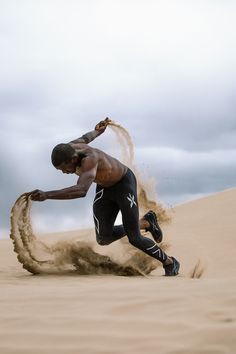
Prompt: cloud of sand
<box><xmin>10</xmin><ymin>122</ymin><xmax>169</xmax><ymax>276</ymax></box>
<box><xmin>108</xmin><ymin>120</ymin><xmax>170</xmax><ymax>223</ymax></box>
<box><xmin>11</xmin><ymin>194</ymin><xmax>166</xmax><ymax>276</ymax></box>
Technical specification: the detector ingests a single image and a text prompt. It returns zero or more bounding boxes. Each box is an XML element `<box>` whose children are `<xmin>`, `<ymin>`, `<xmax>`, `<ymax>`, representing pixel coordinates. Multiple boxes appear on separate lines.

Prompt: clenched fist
<box><xmin>95</xmin><ymin>117</ymin><xmax>112</xmax><ymax>134</ymax></box>
<box><xmin>30</xmin><ymin>189</ymin><xmax>47</xmax><ymax>202</ymax></box>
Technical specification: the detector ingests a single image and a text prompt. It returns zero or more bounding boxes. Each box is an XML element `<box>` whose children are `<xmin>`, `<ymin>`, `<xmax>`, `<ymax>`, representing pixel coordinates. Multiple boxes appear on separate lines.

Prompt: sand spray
<box><xmin>108</xmin><ymin>120</ymin><xmax>170</xmax><ymax>223</ymax></box>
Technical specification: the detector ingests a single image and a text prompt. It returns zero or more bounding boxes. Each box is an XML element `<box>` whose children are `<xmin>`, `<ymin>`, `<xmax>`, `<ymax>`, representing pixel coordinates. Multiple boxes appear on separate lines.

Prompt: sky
<box><xmin>1</xmin><ymin>0</ymin><xmax>236</xmax><ymax>237</ymax></box>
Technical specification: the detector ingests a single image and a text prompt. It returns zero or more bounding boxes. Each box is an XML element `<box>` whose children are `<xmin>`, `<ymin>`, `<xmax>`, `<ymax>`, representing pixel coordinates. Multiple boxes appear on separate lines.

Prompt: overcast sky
<box><xmin>1</xmin><ymin>0</ymin><xmax>235</xmax><ymax>237</ymax></box>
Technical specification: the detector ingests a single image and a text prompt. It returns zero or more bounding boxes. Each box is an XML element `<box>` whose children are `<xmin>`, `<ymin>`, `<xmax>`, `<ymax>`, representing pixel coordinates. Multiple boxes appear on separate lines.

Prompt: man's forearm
<box><xmin>70</xmin><ymin>129</ymin><xmax>101</xmax><ymax>144</ymax></box>
<box><xmin>45</xmin><ymin>185</ymin><xmax>87</xmax><ymax>200</ymax></box>
<box><xmin>81</xmin><ymin>130</ymin><xmax>102</xmax><ymax>143</ymax></box>
<box><xmin>70</xmin><ymin>118</ymin><xmax>110</xmax><ymax>144</ymax></box>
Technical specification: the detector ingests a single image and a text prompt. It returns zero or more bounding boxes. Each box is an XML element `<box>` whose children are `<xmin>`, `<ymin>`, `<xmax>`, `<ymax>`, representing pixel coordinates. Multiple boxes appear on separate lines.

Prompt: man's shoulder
<box><xmin>70</xmin><ymin>142</ymin><xmax>96</xmax><ymax>153</ymax></box>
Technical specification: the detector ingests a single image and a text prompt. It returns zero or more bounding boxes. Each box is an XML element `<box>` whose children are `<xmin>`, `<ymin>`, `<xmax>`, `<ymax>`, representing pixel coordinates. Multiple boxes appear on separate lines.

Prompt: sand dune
<box><xmin>163</xmin><ymin>187</ymin><xmax>236</xmax><ymax>278</ymax></box>
<box><xmin>1</xmin><ymin>188</ymin><xmax>236</xmax><ymax>353</ymax></box>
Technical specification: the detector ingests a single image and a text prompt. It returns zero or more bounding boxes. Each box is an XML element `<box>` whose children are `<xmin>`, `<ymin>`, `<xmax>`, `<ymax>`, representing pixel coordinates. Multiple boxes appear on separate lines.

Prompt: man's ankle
<box><xmin>163</xmin><ymin>256</ymin><xmax>173</xmax><ymax>266</ymax></box>
<box><xmin>139</xmin><ymin>218</ymin><xmax>150</xmax><ymax>230</ymax></box>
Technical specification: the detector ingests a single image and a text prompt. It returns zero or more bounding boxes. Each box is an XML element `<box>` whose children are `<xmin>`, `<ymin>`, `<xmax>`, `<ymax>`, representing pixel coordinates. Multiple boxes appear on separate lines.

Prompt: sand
<box><xmin>1</xmin><ymin>188</ymin><xmax>236</xmax><ymax>354</ymax></box>
<box><xmin>9</xmin><ymin>193</ymin><xmax>160</xmax><ymax>277</ymax></box>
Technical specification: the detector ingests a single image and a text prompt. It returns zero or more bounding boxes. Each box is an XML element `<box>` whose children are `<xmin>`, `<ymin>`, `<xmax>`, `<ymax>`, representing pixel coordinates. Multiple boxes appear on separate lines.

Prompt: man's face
<box><xmin>56</xmin><ymin>158</ymin><xmax>77</xmax><ymax>174</ymax></box>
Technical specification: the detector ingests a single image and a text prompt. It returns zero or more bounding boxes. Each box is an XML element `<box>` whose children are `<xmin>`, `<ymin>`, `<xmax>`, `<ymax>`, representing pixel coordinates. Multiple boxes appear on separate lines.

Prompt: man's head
<box><xmin>51</xmin><ymin>143</ymin><xmax>77</xmax><ymax>174</ymax></box>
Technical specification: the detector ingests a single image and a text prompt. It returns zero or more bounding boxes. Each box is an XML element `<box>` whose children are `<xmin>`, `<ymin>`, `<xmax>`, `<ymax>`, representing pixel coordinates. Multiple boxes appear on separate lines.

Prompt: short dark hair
<box><xmin>51</xmin><ymin>143</ymin><xmax>75</xmax><ymax>167</ymax></box>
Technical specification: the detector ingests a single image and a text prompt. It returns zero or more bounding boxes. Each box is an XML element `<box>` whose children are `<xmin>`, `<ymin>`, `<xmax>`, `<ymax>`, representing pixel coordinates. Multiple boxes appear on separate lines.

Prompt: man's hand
<box><xmin>95</xmin><ymin>117</ymin><xmax>111</xmax><ymax>134</ymax></box>
<box><xmin>30</xmin><ymin>189</ymin><xmax>47</xmax><ymax>202</ymax></box>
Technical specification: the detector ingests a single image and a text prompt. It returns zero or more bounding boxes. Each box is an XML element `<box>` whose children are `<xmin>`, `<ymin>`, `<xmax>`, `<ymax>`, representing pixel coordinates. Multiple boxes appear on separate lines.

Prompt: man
<box><xmin>30</xmin><ymin>118</ymin><xmax>180</xmax><ymax>276</ymax></box>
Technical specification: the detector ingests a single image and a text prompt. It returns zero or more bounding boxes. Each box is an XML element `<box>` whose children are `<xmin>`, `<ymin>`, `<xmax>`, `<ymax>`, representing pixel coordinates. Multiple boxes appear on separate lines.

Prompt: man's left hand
<box><xmin>30</xmin><ymin>189</ymin><xmax>47</xmax><ymax>202</ymax></box>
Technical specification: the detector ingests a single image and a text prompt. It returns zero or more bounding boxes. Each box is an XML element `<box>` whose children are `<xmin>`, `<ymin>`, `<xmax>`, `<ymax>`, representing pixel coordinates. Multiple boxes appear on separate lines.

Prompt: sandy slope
<box><xmin>163</xmin><ymin>188</ymin><xmax>236</xmax><ymax>278</ymax></box>
<box><xmin>1</xmin><ymin>188</ymin><xmax>236</xmax><ymax>354</ymax></box>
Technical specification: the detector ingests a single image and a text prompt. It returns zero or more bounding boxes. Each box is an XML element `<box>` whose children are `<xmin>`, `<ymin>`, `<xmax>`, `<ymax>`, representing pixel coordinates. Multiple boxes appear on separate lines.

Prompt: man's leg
<box><xmin>115</xmin><ymin>169</ymin><xmax>179</xmax><ymax>275</ymax></box>
<box><xmin>93</xmin><ymin>186</ymin><xmax>126</xmax><ymax>245</ymax></box>
<box><xmin>121</xmin><ymin>201</ymin><xmax>168</xmax><ymax>264</ymax></box>
<box><xmin>93</xmin><ymin>186</ymin><xmax>150</xmax><ymax>245</ymax></box>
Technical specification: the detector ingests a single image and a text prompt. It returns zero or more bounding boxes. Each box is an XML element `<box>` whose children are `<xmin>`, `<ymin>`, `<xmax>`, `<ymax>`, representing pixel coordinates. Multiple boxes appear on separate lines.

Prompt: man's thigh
<box><xmin>93</xmin><ymin>190</ymin><xmax>119</xmax><ymax>242</ymax></box>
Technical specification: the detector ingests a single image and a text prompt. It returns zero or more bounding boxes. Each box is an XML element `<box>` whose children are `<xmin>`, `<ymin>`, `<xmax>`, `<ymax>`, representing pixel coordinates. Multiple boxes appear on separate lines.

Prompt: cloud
<box><xmin>0</xmin><ymin>0</ymin><xmax>236</xmax><ymax>236</ymax></box>
<box><xmin>136</xmin><ymin>147</ymin><xmax>236</xmax><ymax>205</ymax></box>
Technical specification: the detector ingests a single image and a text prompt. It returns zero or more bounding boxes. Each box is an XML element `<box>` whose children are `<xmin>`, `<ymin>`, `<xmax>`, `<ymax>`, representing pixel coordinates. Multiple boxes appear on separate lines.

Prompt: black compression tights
<box><xmin>93</xmin><ymin>169</ymin><xmax>167</xmax><ymax>264</ymax></box>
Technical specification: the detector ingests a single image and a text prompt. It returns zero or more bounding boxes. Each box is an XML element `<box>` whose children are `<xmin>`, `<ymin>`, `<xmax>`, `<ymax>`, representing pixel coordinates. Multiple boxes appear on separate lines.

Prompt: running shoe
<box><xmin>163</xmin><ymin>257</ymin><xmax>180</xmax><ymax>276</ymax></box>
<box><xmin>143</xmin><ymin>210</ymin><xmax>163</xmax><ymax>243</ymax></box>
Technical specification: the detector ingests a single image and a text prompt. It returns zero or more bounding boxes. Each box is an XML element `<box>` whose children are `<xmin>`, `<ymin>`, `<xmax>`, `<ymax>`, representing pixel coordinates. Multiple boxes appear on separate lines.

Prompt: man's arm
<box><xmin>69</xmin><ymin>117</ymin><xmax>111</xmax><ymax>144</ymax></box>
<box><xmin>30</xmin><ymin>157</ymin><xmax>98</xmax><ymax>201</ymax></box>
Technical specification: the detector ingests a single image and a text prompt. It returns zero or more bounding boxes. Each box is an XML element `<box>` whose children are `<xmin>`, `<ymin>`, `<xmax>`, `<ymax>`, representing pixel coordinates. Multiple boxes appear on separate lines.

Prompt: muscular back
<box><xmin>70</xmin><ymin>143</ymin><xmax>128</xmax><ymax>187</ymax></box>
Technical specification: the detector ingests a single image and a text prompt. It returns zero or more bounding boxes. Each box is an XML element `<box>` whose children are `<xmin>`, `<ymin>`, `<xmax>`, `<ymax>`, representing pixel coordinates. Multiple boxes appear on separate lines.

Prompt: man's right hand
<box><xmin>95</xmin><ymin>117</ymin><xmax>111</xmax><ymax>134</ymax></box>
<box><xmin>29</xmin><ymin>189</ymin><xmax>47</xmax><ymax>202</ymax></box>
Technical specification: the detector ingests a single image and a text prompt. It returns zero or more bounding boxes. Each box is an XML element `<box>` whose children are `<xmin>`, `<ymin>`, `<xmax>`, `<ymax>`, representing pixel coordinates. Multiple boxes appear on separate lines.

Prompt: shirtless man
<box><xmin>30</xmin><ymin>118</ymin><xmax>180</xmax><ymax>276</ymax></box>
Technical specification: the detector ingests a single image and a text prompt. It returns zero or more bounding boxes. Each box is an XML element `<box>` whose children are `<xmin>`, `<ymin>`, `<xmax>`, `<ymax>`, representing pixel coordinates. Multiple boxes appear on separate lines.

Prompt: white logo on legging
<box><xmin>127</xmin><ymin>193</ymin><xmax>137</xmax><ymax>208</ymax></box>
<box><xmin>93</xmin><ymin>189</ymin><xmax>104</xmax><ymax>235</ymax></box>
